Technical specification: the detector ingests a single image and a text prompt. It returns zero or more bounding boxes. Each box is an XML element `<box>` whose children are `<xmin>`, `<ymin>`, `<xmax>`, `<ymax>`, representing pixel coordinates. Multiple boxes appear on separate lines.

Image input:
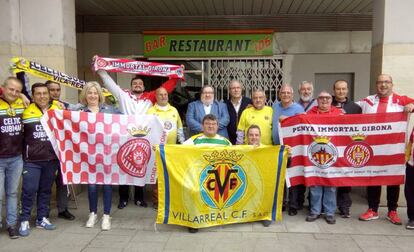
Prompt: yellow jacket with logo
<box><xmin>147</xmin><ymin>103</ymin><xmax>185</xmax><ymax>144</ymax></box>
<box><xmin>0</xmin><ymin>97</ymin><xmax>25</xmax><ymax>157</ymax></box>
<box><xmin>237</xmin><ymin>106</ymin><xmax>273</xmax><ymax>145</ymax></box>
<box><xmin>23</xmin><ymin>102</ymin><xmax>59</xmax><ymax>162</ymax></box>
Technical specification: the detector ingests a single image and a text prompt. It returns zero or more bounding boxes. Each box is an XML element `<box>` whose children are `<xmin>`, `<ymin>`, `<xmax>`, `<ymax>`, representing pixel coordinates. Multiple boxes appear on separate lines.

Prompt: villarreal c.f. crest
<box><xmin>199</xmin><ymin>150</ymin><xmax>247</xmax><ymax>210</ymax></box>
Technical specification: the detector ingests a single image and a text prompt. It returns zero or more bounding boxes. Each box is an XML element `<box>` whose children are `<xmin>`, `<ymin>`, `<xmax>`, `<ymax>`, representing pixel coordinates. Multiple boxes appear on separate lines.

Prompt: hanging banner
<box><xmin>10</xmin><ymin>57</ymin><xmax>112</xmax><ymax>97</ymax></box>
<box><xmin>280</xmin><ymin>112</ymin><xmax>408</xmax><ymax>187</ymax></box>
<box><xmin>10</xmin><ymin>57</ymin><xmax>86</xmax><ymax>90</ymax></box>
<box><xmin>144</xmin><ymin>31</ymin><xmax>273</xmax><ymax>57</ymax></box>
<box><xmin>42</xmin><ymin>110</ymin><xmax>165</xmax><ymax>186</ymax></box>
<box><xmin>92</xmin><ymin>56</ymin><xmax>184</xmax><ymax>79</ymax></box>
<box><xmin>156</xmin><ymin>145</ymin><xmax>288</xmax><ymax>228</ymax></box>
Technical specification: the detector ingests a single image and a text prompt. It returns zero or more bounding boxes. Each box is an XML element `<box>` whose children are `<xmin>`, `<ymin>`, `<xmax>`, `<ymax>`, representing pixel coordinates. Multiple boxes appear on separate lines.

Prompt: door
<box><xmin>208</xmin><ymin>57</ymin><xmax>284</xmax><ymax>104</ymax></box>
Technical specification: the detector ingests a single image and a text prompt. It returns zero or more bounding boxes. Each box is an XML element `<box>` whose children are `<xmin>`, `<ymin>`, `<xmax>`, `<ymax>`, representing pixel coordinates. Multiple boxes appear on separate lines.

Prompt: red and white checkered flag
<box><xmin>42</xmin><ymin>110</ymin><xmax>165</xmax><ymax>185</ymax></box>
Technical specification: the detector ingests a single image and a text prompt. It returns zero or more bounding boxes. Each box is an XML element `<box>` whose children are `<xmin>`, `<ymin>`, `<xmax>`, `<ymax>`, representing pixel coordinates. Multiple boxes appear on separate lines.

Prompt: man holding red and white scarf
<box><xmin>92</xmin><ymin>56</ymin><xmax>182</xmax><ymax>210</ymax></box>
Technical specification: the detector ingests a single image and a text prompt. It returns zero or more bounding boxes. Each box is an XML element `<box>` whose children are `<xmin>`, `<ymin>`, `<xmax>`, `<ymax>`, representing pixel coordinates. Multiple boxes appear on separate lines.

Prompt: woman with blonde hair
<box><xmin>77</xmin><ymin>81</ymin><xmax>119</xmax><ymax>230</ymax></box>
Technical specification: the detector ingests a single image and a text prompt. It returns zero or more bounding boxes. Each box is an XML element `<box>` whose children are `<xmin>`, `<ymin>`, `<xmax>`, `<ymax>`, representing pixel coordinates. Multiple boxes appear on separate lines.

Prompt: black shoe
<box><xmin>135</xmin><ymin>200</ymin><xmax>148</xmax><ymax>208</ymax></box>
<box><xmin>282</xmin><ymin>205</ymin><xmax>286</xmax><ymax>212</ymax></box>
<box><xmin>288</xmin><ymin>208</ymin><xmax>298</xmax><ymax>216</ymax></box>
<box><xmin>153</xmin><ymin>203</ymin><xmax>158</xmax><ymax>210</ymax></box>
<box><xmin>262</xmin><ymin>220</ymin><xmax>272</xmax><ymax>227</ymax></box>
<box><xmin>325</xmin><ymin>215</ymin><xmax>336</xmax><ymax>224</ymax></box>
<box><xmin>406</xmin><ymin>220</ymin><xmax>414</xmax><ymax>230</ymax></box>
<box><xmin>306</xmin><ymin>214</ymin><xmax>319</xmax><ymax>222</ymax></box>
<box><xmin>188</xmin><ymin>227</ymin><xmax>199</xmax><ymax>233</ymax></box>
<box><xmin>7</xmin><ymin>226</ymin><xmax>19</xmax><ymax>239</ymax></box>
<box><xmin>58</xmin><ymin>209</ymin><xmax>75</xmax><ymax>220</ymax></box>
<box><xmin>339</xmin><ymin>210</ymin><xmax>351</xmax><ymax>218</ymax></box>
<box><xmin>118</xmin><ymin>201</ymin><xmax>128</xmax><ymax>209</ymax></box>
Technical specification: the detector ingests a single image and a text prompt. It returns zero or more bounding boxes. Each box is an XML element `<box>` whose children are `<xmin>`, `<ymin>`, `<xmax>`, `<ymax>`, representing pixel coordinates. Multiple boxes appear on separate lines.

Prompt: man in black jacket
<box><xmin>45</xmin><ymin>81</ymin><xmax>76</xmax><ymax>221</ymax></box>
<box><xmin>332</xmin><ymin>80</ymin><xmax>362</xmax><ymax>218</ymax></box>
<box><xmin>225</xmin><ymin>80</ymin><xmax>251</xmax><ymax>144</ymax></box>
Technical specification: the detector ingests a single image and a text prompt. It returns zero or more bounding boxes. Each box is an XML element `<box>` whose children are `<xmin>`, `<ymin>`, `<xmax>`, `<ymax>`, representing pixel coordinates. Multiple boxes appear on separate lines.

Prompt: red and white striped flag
<box><xmin>280</xmin><ymin>112</ymin><xmax>408</xmax><ymax>187</ymax></box>
<box><xmin>42</xmin><ymin>110</ymin><xmax>165</xmax><ymax>185</ymax></box>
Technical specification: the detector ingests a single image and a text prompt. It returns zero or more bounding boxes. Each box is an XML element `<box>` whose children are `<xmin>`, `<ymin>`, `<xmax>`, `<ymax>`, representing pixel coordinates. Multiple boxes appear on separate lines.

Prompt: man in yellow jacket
<box><xmin>237</xmin><ymin>89</ymin><xmax>273</xmax><ymax>145</ymax></box>
<box><xmin>147</xmin><ymin>87</ymin><xmax>185</xmax><ymax>209</ymax></box>
<box><xmin>19</xmin><ymin>83</ymin><xmax>60</xmax><ymax>236</ymax></box>
<box><xmin>0</xmin><ymin>77</ymin><xmax>25</xmax><ymax>239</ymax></box>
<box><xmin>147</xmin><ymin>87</ymin><xmax>185</xmax><ymax>144</ymax></box>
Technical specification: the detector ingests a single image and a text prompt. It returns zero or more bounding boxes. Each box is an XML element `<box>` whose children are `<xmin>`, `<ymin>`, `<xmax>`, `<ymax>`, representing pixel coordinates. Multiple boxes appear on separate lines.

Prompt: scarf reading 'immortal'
<box><xmin>92</xmin><ymin>56</ymin><xmax>184</xmax><ymax>79</ymax></box>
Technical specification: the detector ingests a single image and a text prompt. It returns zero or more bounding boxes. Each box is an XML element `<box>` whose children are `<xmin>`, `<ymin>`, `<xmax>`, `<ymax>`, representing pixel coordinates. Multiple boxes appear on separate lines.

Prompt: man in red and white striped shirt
<box><xmin>358</xmin><ymin>74</ymin><xmax>414</xmax><ymax>225</ymax></box>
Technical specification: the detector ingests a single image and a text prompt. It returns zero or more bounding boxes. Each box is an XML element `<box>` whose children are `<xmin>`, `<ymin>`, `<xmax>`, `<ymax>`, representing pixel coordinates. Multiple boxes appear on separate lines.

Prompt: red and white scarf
<box><xmin>93</xmin><ymin>56</ymin><xmax>184</xmax><ymax>79</ymax></box>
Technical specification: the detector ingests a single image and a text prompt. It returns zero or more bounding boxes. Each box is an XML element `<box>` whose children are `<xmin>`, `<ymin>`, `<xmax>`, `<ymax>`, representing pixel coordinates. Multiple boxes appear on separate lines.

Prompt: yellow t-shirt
<box><xmin>237</xmin><ymin>106</ymin><xmax>273</xmax><ymax>145</ymax></box>
<box><xmin>147</xmin><ymin>103</ymin><xmax>183</xmax><ymax>144</ymax></box>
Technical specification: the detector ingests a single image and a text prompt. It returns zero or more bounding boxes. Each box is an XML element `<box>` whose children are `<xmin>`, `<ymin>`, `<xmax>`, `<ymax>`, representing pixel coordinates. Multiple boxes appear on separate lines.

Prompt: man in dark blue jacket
<box><xmin>331</xmin><ymin>80</ymin><xmax>362</xmax><ymax>218</ymax></box>
<box><xmin>225</xmin><ymin>80</ymin><xmax>251</xmax><ymax>144</ymax></box>
<box><xmin>186</xmin><ymin>85</ymin><xmax>229</xmax><ymax>137</ymax></box>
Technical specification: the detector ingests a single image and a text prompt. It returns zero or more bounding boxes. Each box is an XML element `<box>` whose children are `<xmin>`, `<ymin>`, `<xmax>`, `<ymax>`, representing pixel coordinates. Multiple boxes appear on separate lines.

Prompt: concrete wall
<box><xmin>0</xmin><ymin>0</ymin><xmax>78</xmax><ymax>103</ymax></box>
<box><xmin>77</xmin><ymin>33</ymin><xmax>143</xmax><ymax>89</ymax></box>
<box><xmin>274</xmin><ymin>31</ymin><xmax>371</xmax><ymax>101</ymax></box>
<box><xmin>371</xmin><ymin>0</ymin><xmax>414</xmax><ymax>98</ymax></box>
<box><xmin>283</xmin><ymin>54</ymin><xmax>370</xmax><ymax>101</ymax></box>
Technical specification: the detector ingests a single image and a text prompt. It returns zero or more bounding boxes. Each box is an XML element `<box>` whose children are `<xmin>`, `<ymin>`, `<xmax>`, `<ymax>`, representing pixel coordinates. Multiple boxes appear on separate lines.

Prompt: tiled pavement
<box><xmin>1</xmin><ymin>189</ymin><xmax>413</xmax><ymax>252</ymax></box>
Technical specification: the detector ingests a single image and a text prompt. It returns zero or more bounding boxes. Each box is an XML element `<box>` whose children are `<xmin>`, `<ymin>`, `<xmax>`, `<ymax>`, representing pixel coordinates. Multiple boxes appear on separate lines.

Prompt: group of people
<box><xmin>188</xmin><ymin>76</ymin><xmax>414</xmax><ymax>229</ymax></box>
<box><xmin>1</xmin><ymin>60</ymin><xmax>414</xmax><ymax>239</ymax></box>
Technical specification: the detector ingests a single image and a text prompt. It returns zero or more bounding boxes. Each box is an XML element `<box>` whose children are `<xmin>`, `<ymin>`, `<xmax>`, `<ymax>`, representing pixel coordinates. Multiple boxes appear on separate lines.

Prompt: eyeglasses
<box><xmin>203</xmin><ymin>122</ymin><xmax>217</xmax><ymax>126</ymax></box>
<box><xmin>376</xmin><ymin>80</ymin><xmax>392</xmax><ymax>85</ymax></box>
<box><xmin>318</xmin><ymin>96</ymin><xmax>332</xmax><ymax>100</ymax></box>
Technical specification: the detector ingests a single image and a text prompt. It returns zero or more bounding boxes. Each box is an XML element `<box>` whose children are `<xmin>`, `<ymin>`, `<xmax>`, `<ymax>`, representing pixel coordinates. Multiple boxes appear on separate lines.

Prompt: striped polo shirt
<box><xmin>183</xmin><ymin>133</ymin><xmax>232</xmax><ymax>146</ymax></box>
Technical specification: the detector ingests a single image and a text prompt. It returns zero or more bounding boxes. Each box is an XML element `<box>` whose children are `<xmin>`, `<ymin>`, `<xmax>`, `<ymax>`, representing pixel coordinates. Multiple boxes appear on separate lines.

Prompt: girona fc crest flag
<box><xmin>42</xmin><ymin>110</ymin><xmax>165</xmax><ymax>185</ymax></box>
<box><xmin>280</xmin><ymin>112</ymin><xmax>408</xmax><ymax>187</ymax></box>
<box><xmin>156</xmin><ymin>145</ymin><xmax>288</xmax><ymax>228</ymax></box>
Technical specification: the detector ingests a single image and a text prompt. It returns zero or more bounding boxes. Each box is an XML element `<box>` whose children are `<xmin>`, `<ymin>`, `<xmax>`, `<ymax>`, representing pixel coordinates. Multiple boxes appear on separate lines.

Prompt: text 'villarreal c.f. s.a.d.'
<box><xmin>155</xmin><ymin>145</ymin><xmax>288</xmax><ymax>228</ymax></box>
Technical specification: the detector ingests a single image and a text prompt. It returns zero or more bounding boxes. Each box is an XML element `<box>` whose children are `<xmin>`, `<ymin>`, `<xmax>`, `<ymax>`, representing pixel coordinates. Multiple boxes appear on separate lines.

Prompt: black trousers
<box><xmin>285</xmin><ymin>152</ymin><xmax>307</xmax><ymax>210</ymax></box>
<box><xmin>405</xmin><ymin>164</ymin><xmax>414</xmax><ymax>221</ymax></box>
<box><xmin>367</xmin><ymin>185</ymin><xmax>399</xmax><ymax>212</ymax></box>
<box><xmin>337</xmin><ymin>186</ymin><xmax>352</xmax><ymax>212</ymax></box>
<box><xmin>288</xmin><ymin>184</ymin><xmax>306</xmax><ymax>210</ymax></box>
<box><xmin>118</xmin><ymin>185</ymin><xmax>144</xmax><ymax>203</ymax></box>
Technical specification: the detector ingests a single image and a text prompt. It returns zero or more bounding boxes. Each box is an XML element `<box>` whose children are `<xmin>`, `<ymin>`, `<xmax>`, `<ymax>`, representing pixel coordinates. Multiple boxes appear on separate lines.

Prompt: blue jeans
<box><xmin>0</xmin><ymin>155</ymin><xmax>23</xmax><ymax>227</ymax></box>
<box><xmin>310</xmin><ymin>186</ymin><xmax>337</xmax><ymax>216</ymax></box>
<box><xmin>20</xmin><ymin>160</ymin><xmax>58</xmax><ymax>222</ymax></box>
<box><xmin>88</xmin><ymin>184</ymin><xmax>112</xmax><ymax>215</ymax></box>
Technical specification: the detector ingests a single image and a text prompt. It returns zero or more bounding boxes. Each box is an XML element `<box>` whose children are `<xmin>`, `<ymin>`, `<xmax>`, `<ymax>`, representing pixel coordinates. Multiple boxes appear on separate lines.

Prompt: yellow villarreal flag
<box><xmin>155</xmin><ymin>145</ymin><xmax>288</xmax><ymax>228</ymax></box>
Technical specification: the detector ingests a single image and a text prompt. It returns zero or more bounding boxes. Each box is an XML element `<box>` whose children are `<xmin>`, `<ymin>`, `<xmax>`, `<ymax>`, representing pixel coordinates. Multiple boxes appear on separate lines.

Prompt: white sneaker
<box><xmin>36</xmin><ymin>217</ymin><xmax>56</xmax><ymax>230</ymax></box>
<box><xmin>19</xmin><ymin>221</ymin><xmax>30</xmax><ymax>236</ymax></box>
<box><xmin>85</xmin><ymin>212</ymin><xmax>97</xmax><ymax>228</ymax></box>
<box><xmin>101</xmin><ymin>214</ymin><xmax>111</xmax><ymax>231</ymax></box>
